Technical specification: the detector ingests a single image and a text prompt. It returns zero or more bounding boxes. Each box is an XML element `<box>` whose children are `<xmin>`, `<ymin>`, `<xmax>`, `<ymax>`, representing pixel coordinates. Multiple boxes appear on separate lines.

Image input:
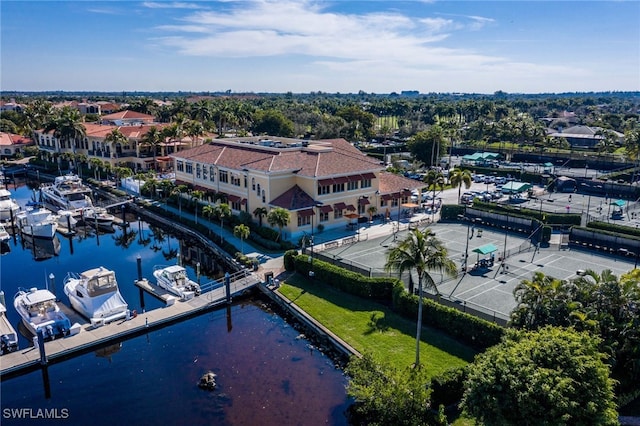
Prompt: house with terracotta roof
<box><xmin>100</xmin><ymin>110</ymin><xmax>155</xmax><ymax>126</ymax></box>
<box><xmin>171</xmin><ymin>136</ymin><xmax>422</xmax><ymax>241</ymax></box>
<box><xmin>0</xmin><ymin>132</ymin><xmax>33</xmax><ymax>158</ymax></box>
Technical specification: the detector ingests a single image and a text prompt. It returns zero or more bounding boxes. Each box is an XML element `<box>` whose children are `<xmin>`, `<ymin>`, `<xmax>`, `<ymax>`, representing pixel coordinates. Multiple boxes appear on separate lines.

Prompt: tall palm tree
<box><xmin>171</xmin><ymin>184</ymin><xmax>189</xmax><ymax>218</ymax></box>
<box><xmin>190</xmin><ymin>189</ymin><xmax>204</xmax><ymax>224</ymax></box>
<box><xmin>204</xmin><ymin>203</ymin><xmax>231</xmax><ymax>244</ymax></box>
<box><xmin>43</xmin><ymin>106</ymin><xmax>86</xmax><ymax>171</ymax></box>
<box><xmin>267</xmin><ymin>207</ymin><xmax>290</xmax><ymax>242</ymax></box>
<box><xmin>104</xmin><ymin>128</ymin><xmax>128</xmax><ymax>159</ymax></box>
<box><xmin>385</xmin><ymin>229</ymin><xmax>457</xmax><ymax>367</ymax></box>
<box><xmin>140</xmin><ymin>126</ymin><xmax>162</xmax><ymax>171</ymax></box>
<box><xmin>253</xmin><ymin>207</ymin><xmax>268</xmax><ymax>227</ymax></box>
<box><xmin>449</xmin><ymin>168</ymin><xmax>472</xmax><ymax>203</ymax></box>
<box><xmin>185</xmin><ymin>120</ymin><xmax>205</xmax><ymax>149</ymax></box>
<box><xmin>233</xmin><ymin>224</ymin><xmax>250</xmax><ymax>254</ymax></box>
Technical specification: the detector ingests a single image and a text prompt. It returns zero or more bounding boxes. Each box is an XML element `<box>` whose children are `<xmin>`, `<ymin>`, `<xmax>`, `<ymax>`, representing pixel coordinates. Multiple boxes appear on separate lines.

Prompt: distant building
<box><xmin>0</xmin><ymin>99</ymin><xmax>23</xmax><ymax>113</ymax></box>
<box><xmin>0</xmin><ymin>132</ymin><xmax>33</xmax><ymax>158</ymax></box>
<box><xmin>548</xmin><ymin>125</ymin><xmax>623</xmax><ymax>149</ymax></box>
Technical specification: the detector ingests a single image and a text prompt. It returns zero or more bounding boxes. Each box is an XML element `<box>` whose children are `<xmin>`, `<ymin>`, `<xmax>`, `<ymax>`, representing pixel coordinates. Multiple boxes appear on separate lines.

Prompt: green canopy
<box><xmin>543</xmin><ymin>162</ymin><xmax>554</xmax><ymax>167</ymax></box>
<box><xmin>472</xmin><ymin>243</ymin><xmax>498</xmax><ymax>255</ymax></box>
<box><xmin>611</xmin><ymin>199</ymin><xmax>626</xmax><ymax>207</ymax></box>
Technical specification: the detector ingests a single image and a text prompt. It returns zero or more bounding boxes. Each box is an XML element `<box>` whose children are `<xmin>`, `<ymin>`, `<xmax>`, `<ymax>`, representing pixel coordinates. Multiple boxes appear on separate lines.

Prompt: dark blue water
<box><xmin>0</xmin><ymin>181</ymin><xmax>350</xmax><ymax>425</ymax></box>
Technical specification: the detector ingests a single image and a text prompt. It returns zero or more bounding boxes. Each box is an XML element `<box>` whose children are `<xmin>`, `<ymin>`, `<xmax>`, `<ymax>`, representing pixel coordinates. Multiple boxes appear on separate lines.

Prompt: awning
<box><xmin>345</xmin><ymin>204</ymin><xmax>356</xmax><ymax>211</ymax></box>
<box><xmin>333</xmin><ymin>202</ymin><xmax>347</xmax><ymax>210</ymax></box>
<box><xmin>241</xmin><ymin>198</ymin><xmax>247</xmax><ymax>205</ymax></box>
<box><xmin>611</xmin><ymin>199</ymin><xmax>626</xmax><ymax>207</ymax></box>
<box><xmin>381</xmin><ymin>194</ymin><xmax>393</xmax><ymax>201</ymax></box>
<box><xmin>360</xmin><ymin>172</ymin><xmax>376</xmax><ymax>180</ymax></box>
<box><xmin>346</xmin><ymin>175</ymin><xmax>362</xmax><ymax>182</ymax></box>
<box><xmin>318</xmin><ymin>178</ymin><xmax>334</xmax><ymax>186</ymax></box>
<box><xmin>319</xmin><ymin>205</ymin><xmax>333</xmax><ymax>213</ymax></box>
<box><xmin>345</xmin><ymin>213</ymin><xmax>360</xmax><ymax>219</ymax></box>
<box><xmin>297</xmin><ymin>209</ymin><xmax>315</xmax><ymax>217</ymax></box>
<box><xmin>333</xmin><ymin>176</ymin><xmax>349</xmax><ymax>184</ymax></box>
<box><xmin>472</xmin><ymin>243</ymin><xmax>498</xmax><ymax>255</ymax></box>
<box><xmin>358</xmin><ymin>197</ymin><xmax>370</xmax><ymax>205</ymax></box>
<box><xmin>227</xmin><ymin>194</ymin><xmax>241</xmax><ymax>203</ymax></box>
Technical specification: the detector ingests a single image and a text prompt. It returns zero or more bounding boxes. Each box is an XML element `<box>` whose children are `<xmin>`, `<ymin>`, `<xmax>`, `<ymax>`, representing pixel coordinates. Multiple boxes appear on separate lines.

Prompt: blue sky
<box><xmin>1</xmin><ymin>1</ymin><xmax>638</xmax><ymax>94</ymax></box>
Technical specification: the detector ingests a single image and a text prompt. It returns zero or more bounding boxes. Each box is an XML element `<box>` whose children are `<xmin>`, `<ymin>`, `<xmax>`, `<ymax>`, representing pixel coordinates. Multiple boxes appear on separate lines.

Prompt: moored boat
<box><xmin>64</xmin><ymin>266</ymin><xmax>128</xmax><ymax>325</ymax></box>
<box><xmin>40</xmin><ymin>174</ymin><xmax>93</xmax><ymax>211</ymax></box>
<box><xmin>13</xmin><ymin>287</ymin><xmax>77</xmax><ymax>339</ymax></box>
<box><xmin>0</xmin><ymin>224</ymin><xmax>10</xmax><ymax>243</ymax></box>
<box><xmin>153</xmin><ymin>265</ymin><xmax>201</xmax><ymax>300</ymax></box>
<box><xmin>0</xmin><ymin>188</ymin><xmax>20</xmax><ymax>221</ymax></box>
<box><xmin>15</xmin><ymin>204</ymin><xmax>58</xmax><ymax>239</ymax></box>
<box><xmin>0</xmin><ymin>292</ymin><xmax>18</xmax><ymax>354</ymax></box>
<box><xmin>81</xmin><ymin>207</ymin><xmax>114</xmax><ymax>229</ymax></box>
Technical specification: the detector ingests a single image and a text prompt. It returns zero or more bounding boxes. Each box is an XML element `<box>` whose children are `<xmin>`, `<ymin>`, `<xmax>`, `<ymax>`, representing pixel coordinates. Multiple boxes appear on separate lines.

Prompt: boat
<box><xmin>153</xmin><ymin>265</ymin><xmax>201</xmax><ymax>300</ymax></box>
<box><xmin>64</xmin><ymin>266</ymin><xmax>129</xmax><ymax>325</ymax></box>
<box><xmin>57</xmin><ymin>209</ymin><xmax>78</xmax><ymax>230</ymax></box>
<box><xmin>40</xmin><ymin>174</ymin><xmax>93</xmax><ymax>211</ymax></box>
<box><xmin>0</xmin><ymin>223</ymin><xmax>10</xmax><ymax>243</ymax></box>
<box><xmin>0</xmin><ymin>293</ymin><xmax>18</xmax><ymax>354</ymax></box>
<box><xmin>13</xmin><ymin>287</ymin><xmax>77</xmax><ymax>339</ymax></box>
<box><xmin>15</xmin><ymin>203</ymin><xmax>58</xmax><ymax>239</ymax></box>
<box><xmin>81</xmin><ymin>206</ymin><xmax>114</xmax><ymax>229</ymax></box>
<box><xmin>0</xmin><ymin>188</ymin><xmax>20</xmax><ymax>221</ymax></box>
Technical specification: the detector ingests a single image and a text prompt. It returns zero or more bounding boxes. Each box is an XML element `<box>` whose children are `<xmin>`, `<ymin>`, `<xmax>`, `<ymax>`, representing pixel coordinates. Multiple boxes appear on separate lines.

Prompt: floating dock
<box><xmin>0</xmin><ymin>270</ymin><xmax>261</xmax><ymax>378</ymax></box>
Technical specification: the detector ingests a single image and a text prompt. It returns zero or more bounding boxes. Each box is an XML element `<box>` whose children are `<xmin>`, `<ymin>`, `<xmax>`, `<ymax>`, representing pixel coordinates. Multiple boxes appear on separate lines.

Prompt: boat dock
<box><xmin>0</xmin><ymin>270</ymin><xmax>261</xmax><ymax>378</ymax></box>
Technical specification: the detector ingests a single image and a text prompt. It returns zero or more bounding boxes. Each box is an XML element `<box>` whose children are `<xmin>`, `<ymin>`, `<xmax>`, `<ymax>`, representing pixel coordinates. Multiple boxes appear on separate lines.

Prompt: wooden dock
<box><xmin>0</xmin><ymin>271</ymin><xmax>261</xmax><ymax>378</ymax></box>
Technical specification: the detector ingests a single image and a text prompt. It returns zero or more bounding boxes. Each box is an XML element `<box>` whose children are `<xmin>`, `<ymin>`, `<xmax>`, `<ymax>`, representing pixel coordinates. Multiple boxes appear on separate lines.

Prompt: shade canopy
<box><xmin>500</xmin><ymin>182</ymin><xmax>532</xmax><ymax>194</ymax></box>
<box><xmin>610</xmin><ymin>199</ymin><xmax>626</xmax><ymax>207</ymax></box>
<box><xmin>472</xmin><ymin>243</ymin><xmax>498</xmax><ymax>255</ymax></box>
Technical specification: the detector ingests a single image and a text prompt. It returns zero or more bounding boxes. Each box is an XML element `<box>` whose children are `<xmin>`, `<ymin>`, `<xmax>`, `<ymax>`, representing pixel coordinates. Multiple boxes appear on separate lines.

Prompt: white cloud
<box><xmin>143</xmin><ymin>2</ymin><xmax>207</xmax><ymax>10</ymax></box>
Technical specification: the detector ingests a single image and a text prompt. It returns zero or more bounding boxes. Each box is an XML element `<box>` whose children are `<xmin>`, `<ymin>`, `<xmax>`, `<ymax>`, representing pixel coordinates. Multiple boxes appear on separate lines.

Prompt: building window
<box><xmin>380</xmin><ymin>199</ymin><xmax>386</xmax><ymax>208</ymax></box>
<box><xmin>297</xmin><ymin>215</ymin><xmax>311</xmax><ymax>227</ymax></box>
<box><xmin>244</xmin><ymin>175</ymin><xmax>248</xmax><ymax>188</ymax></box>
<box><xmin>332</xmin><ymin>183</ymin><xmax>344</xmax><ymax>193</ymax></box>
<box><xmin>177</xmin><ymin>161</ymin><xmax>184</xmax><ymax>172</ymax></box>
<box><xmin>334</xmin><ymin>209</ymin><xmax>343</xmax><ymax>219</ymax></box>
<box><xmin>230</xmin><ymin>174</ymin><xmax>241</xmax><ymax>186</ymax></box>
<box><xmin>318</xmin><ymin>185</ymin><xmax>330</xmax><ymax>195</ymax></box>
<box><xmin>196</xmin><ymin>164</ymin><xmax>201</xmax><ymax>179</ymax></box>
<box><xmin>185</xmin><ymin>162</ymin><xmax>193</xmax><ymax>174</ymax></box>
<box><xmin>231</xmin><ymin>201</ymin><xmax>241</xmax><ymax>211</ymax></box>
<box><xmin>202</xmin><ymin>166</ymin><xmax>208</xmax><ymax>180</ymax></box>
<box><xmin>262</xmin><ymin>190</ymin><xmax>266</xmax><ymax>203</ymax></box>
<box><xmin>257</xmin><ymin>183</ymin><xmax>261</xmax><ymax>195</ymax></box>
<box><xmin>320</xmin><ymin>212</ymin><xmax>329</xmax><ymax>222</ymax></box>
<box><xmin>252</xmin><ymin>178</ymin><xmax>255</xmax><ymax>190</ymax></box>
<box><xmin>361</xmin><ymin>179</ymin><xmax>372</xmax><ymax>188</ymax></box>
<box><xmin>209</xmin><ymin>166</ymin><xmax>215</xmax><ymax>182</ymax></box>
<box><xmin>347</xmin><ymin>181</ymin><xmax>358</xmax><ymax>191</ymax></box>
<box><xmin>219</xmin><ymin>170</ymin><xmax>228</xmax><ymax>184</ymax></box>
<box><xmin>391</xmin><ymin>198</ymin><xmax>398</xmax><ymax>207</ymax></box>
<box><xmin>358</xmin><ymin>204</ymin><xmax>365</xmax><ymax>215</ymax></box>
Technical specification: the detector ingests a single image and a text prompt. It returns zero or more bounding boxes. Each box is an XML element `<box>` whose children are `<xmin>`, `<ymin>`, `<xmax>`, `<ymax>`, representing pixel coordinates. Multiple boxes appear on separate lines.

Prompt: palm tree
<box><xmin>89</xmin><ymin>158</ymin><xmax>104</xmax><ymax>180</ymax></box>
<box><xmin>233</xmin><ymin>224</ymin><xmax>250</xmax><ymax>254</ymax></box>
<box><xmin>384</xmin><ymin>229</ymin><xmax>457</xmax><ymax>367</ymax></box>
<box><xmin>43</xmin><ymin>106</ymin><xmax>86</xmax><ymax>171</ymax></box>
<box><xmin>104</xmin><ymin>128</ymin><xmax>128</xmax><ymax>159</ymax></box>
<box><xmin>190</xmin><ymin>189</ymin><xmax>204</xmax><ymax>224</ymax></box>
<box><xmin>449</xmin><ymin>168</ymin><xmax>472</xmax><ymax>203</ymax></box>
<box><xmin>253</xmin><ymin>207</ymin><xmax>268</xmax><ymax>227</ymax></box>
<box><xmin>185</xmin><ymin>120</ymin><xmax>205</xmax><ymax>149</ymax></box>
<box><xmin>367</xmin><ymin>205</ymin><xmax>377</xmax><ymax>223</ymax></box>
<box><xmin>140</xmin><ymin>126</ymin><xmax>162</xmax><ymax>171</ymax></box>
<box><xmin>204</xmin><ymin>203</ymin><xmax>231</xmax><ymax>244</ymax></box>
<box><xmin>267</xmin><ymin>207</ymin><xmax>290</xmax><ymax>242</ymax></box>
<box><xmin>170</xmin><ymin>184</ymin><xmax>188</xmax><ymax>218</ymax></box>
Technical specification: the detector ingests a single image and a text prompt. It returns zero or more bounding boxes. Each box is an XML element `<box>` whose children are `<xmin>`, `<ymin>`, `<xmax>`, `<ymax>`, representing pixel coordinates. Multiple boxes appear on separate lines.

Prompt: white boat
<box><xmin>0</xmin><ymin>188</ymin><xmax>20</xmax><ymax>221</ymax></box>
<box><xmin>0</xmin><ymin>224</ymin><xmax>10</xmax><ymax>243</ymax></box>
<box><xmin>15</xmin><ymin>204</ymin><xmax>58</xmax><ymax>239</ymax></box>
<box><xmin>0</xmin><ymin>293</ymin><xmax>18</xmax><ymax>354</ymax></box>
<box><xmin>13</xmin><ymin>287</ymin><xmax>77</xmax><ymax>339</ymax></box>
<box><xmin>57</xmin><ymin>209</ymin><xmax>78</xmax><ymax>230</ymax></box>
<box><xmin>64</xmin><ymin>266</ymin><xmax>128</xmax><ymax>325</ymax></box>
<box><xmin>40</xmin><ymin>174</ymin><xmax>93</xmax><ymax>211</ymax></box>
<box><xmin>81</xmin><ymin>207</ymin><xmax>114</xmax><ymax>229</ymax></box>
<box><xmin>153</xmin><ymin>265</ymin><xmax>201</xmax><ymax>300</ymax></box>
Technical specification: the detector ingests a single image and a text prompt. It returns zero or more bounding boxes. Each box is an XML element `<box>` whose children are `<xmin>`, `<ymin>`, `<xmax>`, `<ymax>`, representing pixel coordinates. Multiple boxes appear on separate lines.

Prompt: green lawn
<box><xmin>279</xmin><ymin>274</ymin><xmax>477</xmax><ymax>377</ymax></box>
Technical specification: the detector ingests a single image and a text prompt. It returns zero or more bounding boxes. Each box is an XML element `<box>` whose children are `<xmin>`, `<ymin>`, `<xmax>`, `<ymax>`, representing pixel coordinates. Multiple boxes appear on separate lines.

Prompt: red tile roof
<box><xmin>101</xmin><ymin>110</ymin><xmax>155</xmax><ymax>121</ymax></box>
<box><xmin>0</xmin><ymin>132</ymin><xmax>32</xmax><ymax>146</ymax></box>
<box><xmin>378</xmin><ymin>171</ymin><xmax>423</xmax><ymax>195</ymax></box>
<box><xmin>270</xmin><ymin>185</ymin><xmax>316</xmax><ymax>210</ymax></box>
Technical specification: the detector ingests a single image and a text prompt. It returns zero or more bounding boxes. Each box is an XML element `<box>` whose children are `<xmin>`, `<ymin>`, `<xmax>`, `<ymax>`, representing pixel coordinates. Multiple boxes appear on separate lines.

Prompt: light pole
<box><xmin>458</xmin><ymin>214</ymin><xmax>471</xmax><ymax>273</ymax></box>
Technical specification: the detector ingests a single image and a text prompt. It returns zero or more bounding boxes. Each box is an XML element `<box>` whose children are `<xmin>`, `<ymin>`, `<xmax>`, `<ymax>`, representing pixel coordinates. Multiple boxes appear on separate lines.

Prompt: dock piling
<box><xmin>225</xmin><ymin>272</ymin><xmax>231</xmax><ymax>304</ymax></box>
<box><xmin>136</xmin><ymin>255</ymin><xmax>145</xmax><ymax>312</ymax></box>
<box><xmin>36</xmin><ymin>329</ymin><xmax>47</xmax><ymax>365</ymax></box>
<box><xmin>49</xmin><ymin>273</ymin><xmax>56</xmax><ymax>301</ymax></box>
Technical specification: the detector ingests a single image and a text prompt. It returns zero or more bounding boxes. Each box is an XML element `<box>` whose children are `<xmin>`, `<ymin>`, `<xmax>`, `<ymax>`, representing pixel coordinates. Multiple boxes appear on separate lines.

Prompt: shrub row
<box><xmin>471</xmin><ymin>200</ymin><xmax>582</xmax><ymax>226</ymax></box>
<box><xmin>292</xmin><ymin>254</ymin><xmax>504</xmax><ymax>350</ymax></box>
<box><xmin>587</xmin><ymin>221</ymin><xmax>640</xmax><ymax>238</ymax></box>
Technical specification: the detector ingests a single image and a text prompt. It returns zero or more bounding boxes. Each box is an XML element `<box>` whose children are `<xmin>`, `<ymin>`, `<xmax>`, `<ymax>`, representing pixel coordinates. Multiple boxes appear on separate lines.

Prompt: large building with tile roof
<box><xmin>171</xmin><ymin>136</ymin><xmax>422</xmax><ymax>240</ymax></box>
<box><xmin>0</xmin><ymin>132</ymin><xmax>34</xmax><ymax>158</ymax></box>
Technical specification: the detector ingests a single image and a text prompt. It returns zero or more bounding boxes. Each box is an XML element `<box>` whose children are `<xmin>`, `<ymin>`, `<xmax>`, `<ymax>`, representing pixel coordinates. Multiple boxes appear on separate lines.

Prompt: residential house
<box><xmin>171</xmin><ymin>136</ymin><xmax>422</xmax><ymax>241</ymax></box>
<box><xmin>0</xmin><ymin>132</ymin><xmax>33</xmax><ymax>158</ymax></box>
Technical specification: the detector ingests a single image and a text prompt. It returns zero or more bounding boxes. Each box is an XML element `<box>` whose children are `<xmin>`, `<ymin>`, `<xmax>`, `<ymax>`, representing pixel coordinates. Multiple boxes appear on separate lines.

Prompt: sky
<box><xmin>1</xmin><ymin>0</ymin><xmax>639</xmax><ymax>94</ymax></box>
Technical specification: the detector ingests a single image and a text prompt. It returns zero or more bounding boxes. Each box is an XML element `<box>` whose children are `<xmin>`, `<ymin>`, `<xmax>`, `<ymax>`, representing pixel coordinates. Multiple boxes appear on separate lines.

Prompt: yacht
<box><xmin>40</xmin><ymin>174</ymin><xmax>93</xmax><ymax>211</ymax></box>
<box><xmin>0</xmin><ymin>224</ymin><xmax>10</xmax><ymax>244</ymax></box>
<box><xmin>81</xmin><ymin>207</ymin><xmax>114</xmax><ymax>229</ymax></box>
<box><xmin>153</xmin><ymin>265</ymin><xmax>201</xmax><ymax>300</ymax></box>
<box><xmin>0</xmin><ymin>188</ymin><xmax>20</xmax><ymax>221</ymax></box>
<box><xmin>0</xmin><ymin>294</ymin><xmax>18</xmax><ymax>354</ymax></box>
<box><xmin>64</xmin><ymin>266</ymin><xmax>128</xmax><ymax>325</ymax></box>
<box><xmin>13</xmin><ymin>287</ymin><xmax>77</xmax><ymax>339</ymax></box>
<box><xmin>15</xmin><ymin>203</ymin><xmax>58</xmax><ymax>239</ymax></box>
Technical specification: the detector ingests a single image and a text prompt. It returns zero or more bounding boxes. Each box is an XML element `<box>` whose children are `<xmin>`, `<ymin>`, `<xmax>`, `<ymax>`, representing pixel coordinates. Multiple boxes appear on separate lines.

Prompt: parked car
<box><xmin>495</xmin><ymin>176</ymin><xmax>506</xmax><ymax>185</ymax></box>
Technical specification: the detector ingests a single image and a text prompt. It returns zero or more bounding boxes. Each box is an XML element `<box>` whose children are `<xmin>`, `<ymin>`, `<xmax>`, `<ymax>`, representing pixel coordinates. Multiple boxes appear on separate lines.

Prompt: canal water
<box><xmin>0</xmin><ymin>180</ymin><xmax>350</xmax><ymax>425</ymax></box>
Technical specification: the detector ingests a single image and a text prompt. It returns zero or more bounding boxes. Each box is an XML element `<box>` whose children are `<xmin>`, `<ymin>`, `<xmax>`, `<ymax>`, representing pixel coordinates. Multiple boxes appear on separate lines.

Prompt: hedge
<box><xmin>293</xmin><ymin>254</ymin><xmax>505</xmax><ymax>351</ymax></box>
<box><xmin>587</xmin><ymin>221</ymin><xmax>640</xmax><ymax>238</ymax></box>
<box><xmin>471</xmin><ymin>200</ymin><xmax>582</xmax><ymax>226</ymax></box>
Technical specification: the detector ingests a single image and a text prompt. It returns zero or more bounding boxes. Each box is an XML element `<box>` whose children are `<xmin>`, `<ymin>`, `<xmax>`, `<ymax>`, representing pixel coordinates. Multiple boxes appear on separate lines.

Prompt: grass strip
<box><xmin>279</xmin><ymin>273</ymin><xmax>477</xmax><ymax>378</ymax></box>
